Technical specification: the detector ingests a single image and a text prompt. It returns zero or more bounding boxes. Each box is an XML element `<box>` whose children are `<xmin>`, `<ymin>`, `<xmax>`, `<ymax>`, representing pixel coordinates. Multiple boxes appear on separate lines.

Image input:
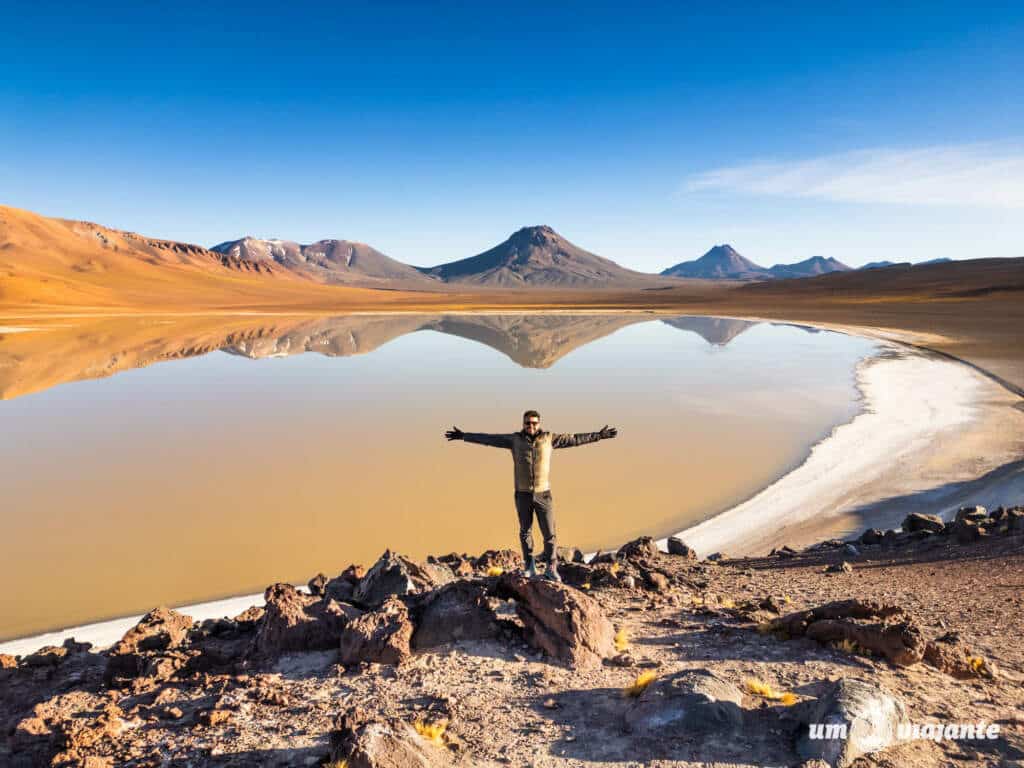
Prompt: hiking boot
<box><xmin>543</xmin><ymin>562</ymin><xmax>562</xmax><ymax>582</ymax></box>
<box><xmin>522</xmin><ymin>557</ymin><xmax>537</xmax><ymax>578</ymax></box>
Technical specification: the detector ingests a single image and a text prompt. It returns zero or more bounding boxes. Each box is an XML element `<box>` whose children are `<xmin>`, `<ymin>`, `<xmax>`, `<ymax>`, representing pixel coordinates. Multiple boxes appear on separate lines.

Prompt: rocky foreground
<box><xmin>2</xmin><ymin>505</ymin><xmax>1023</xmax><ymax>768</ymax></box>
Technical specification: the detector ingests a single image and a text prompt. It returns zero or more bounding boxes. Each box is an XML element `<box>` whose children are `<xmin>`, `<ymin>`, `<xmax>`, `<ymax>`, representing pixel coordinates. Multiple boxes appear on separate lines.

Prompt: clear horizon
<box><xmin>3</xmin><ymin>2</ymin><xmax>1022</xmax><ymax>269</ymax></box>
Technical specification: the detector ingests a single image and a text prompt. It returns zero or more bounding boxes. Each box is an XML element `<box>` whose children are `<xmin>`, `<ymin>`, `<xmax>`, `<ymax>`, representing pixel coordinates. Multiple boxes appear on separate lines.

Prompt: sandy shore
<box><xmin>3</xmin><ymin>333</ymin><xmax>1022</xmax><ymax>657</ymax></box>
<box><xmin>668</xmin><ymin>344</ymin><xmax>1024</xmax><ymax>557</ymax></box>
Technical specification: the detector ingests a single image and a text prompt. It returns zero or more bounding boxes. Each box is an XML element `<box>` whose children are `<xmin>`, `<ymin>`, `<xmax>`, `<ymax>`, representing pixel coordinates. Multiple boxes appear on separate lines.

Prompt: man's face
<box><xmin>523</xmin><ymin>415</ymin><xmax>540</xmax><ymax>435</ymax></box>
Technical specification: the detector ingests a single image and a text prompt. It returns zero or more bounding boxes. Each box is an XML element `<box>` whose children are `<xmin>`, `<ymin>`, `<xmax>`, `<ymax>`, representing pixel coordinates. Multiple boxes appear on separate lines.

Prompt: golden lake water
<box><xmin>0</xmin><ymin>313</ymin><xmax>876</xmax><ymax>640</ymax></box>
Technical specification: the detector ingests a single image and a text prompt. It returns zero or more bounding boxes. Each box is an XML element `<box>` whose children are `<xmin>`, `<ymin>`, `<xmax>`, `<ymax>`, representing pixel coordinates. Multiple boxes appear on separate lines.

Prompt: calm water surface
<box><xmin>0</xmin><ymin>313</ymin><xmax>877</xmax><ymax>639</ymax></box>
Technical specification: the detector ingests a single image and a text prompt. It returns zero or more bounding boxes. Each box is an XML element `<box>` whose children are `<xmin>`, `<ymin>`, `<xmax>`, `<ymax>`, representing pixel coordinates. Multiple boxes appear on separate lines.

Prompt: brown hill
<box><xmin>0</xmin><ymin>206</ymin><xmax>437</xmax><ymax>311</ymax></box>
<box><xmin>419</xmin><ymin>226</ymin><xmax>674</xmax><ymax>288</ymax></box>
<box><xmin>211</xmin><ymin>237</ymin><xmax>438</xmax><ymax>287</ymax></box>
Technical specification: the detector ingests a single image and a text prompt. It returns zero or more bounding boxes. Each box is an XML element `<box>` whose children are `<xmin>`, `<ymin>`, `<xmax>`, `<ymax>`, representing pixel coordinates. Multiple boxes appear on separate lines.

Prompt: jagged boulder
<box><xmin>666</xmin><ymin>536</ymin><xmax>697</xmax><ymax>559</ymax></box>
<box><xmin>473</xmin><ymin>548</ymin><xmax>522</xmax><ymax>572</ymax></box>
<box><xmin>556</xmin><ymin>546</ymin><xmax>585</xmax><ymax>563</ymax></box>
<box><xmin>252</xmin><ymin>583</ymin><xmax>361</xmax><ymax>657</ymax></box>
<box><xmin>324</xmin><ymin>564</ymin><xmax>365</xmax><ymax>603</ymax></box>
<box><xmin>951</xmin><ymin>518</ymin><xmax>984</xmax><ymax>543</ymax></box>
<box><xmin>771</xmin><ymin>600</ymin><xmax>925</xmax><ymax>666</ymax></box>
<box><xmin>496</xmin><ymin>574</ymin><xmax>615</xmax><ymax>668</ymax></box>
<box><xmin>307</xmin><ymin>573</ymin><xmax>329</xmax><ymax>596</ymax></box>
<box><xmin>330</xmin><ymin>707</ymin><xmax>458</xmax><ymax>767</ymax></box>
<box><xmin>901</xmin><ymin>512</ymin><xmax>944</xmax><ymax>534</ymax></box>
<box><xmin>617</xmin><ymin>536</ymin><xmax>659</xmax><ymax>562</ymax></box>
<box><xmin>858</xmin><ymin>528</ymin><xmax>883</xmax><ymax>545</ymax></box>
<box><xmin>354</xmin><ymin>551</ymin><xmax>454</xmax><ymax>608</ymax></box>
<box><xmin>104</xmin><ymin>607</ymin><xmax>193</xmax><ymax>684</ymax></box>
<box><xmin>955</xmin><ymin>505</ymin><xmax>987</xmax><ymax>523</ymax></box>
<box><xmin>624</xmin><ymin>668</ymin><xmax>743</xmax><ymax>734</ymax></box>
<box><xmin>339</xmin><ymin>596</ymin><xmax>414</xmax><ymax>666</ymax></box>
<box><xmin>431</xmin><ymin>553</ymin><xmax>475</xmax><ymax>577</ymax></box>
<box><xmin>410</xmin><ymin>581</ymin><xmax>501</xmax><ymax>650</ymax></box>
<box><xmin>796</xmin><ymin>678</ymin><xmax>907</xmax><ymax>767</ymax></box>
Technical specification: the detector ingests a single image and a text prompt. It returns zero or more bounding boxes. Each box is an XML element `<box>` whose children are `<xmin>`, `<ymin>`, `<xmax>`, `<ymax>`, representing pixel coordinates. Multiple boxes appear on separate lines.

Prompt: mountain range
<box><xmin>0</xmin><ymin>205</ymin><xmax>980</xmax><ymax>312</ymax></box>
<box><xmin>416</xmin><ymin>225</ymin><xmax>665</xmax><ymax>288</ymax></box>
<box><xmin>661</xmin><ymin>245</ymin><xmax>854</xmax><ymax>281</ymax></box>
<box><xmin>211</xmin><ymin>237</ymin><xmax>436</xmax><ymax>287</ymax></box>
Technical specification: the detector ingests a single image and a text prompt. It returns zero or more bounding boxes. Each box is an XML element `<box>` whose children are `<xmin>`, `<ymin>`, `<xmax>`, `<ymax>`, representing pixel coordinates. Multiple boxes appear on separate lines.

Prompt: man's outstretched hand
<box><xmin>445</xmin><ymin>426</ymin><xmax>465</xmax><ymax>441</ymax></box>
<box><xmin>599</xmin><ymin>425</ymin><xmax>618</xmax><ymax>439</ymax></box>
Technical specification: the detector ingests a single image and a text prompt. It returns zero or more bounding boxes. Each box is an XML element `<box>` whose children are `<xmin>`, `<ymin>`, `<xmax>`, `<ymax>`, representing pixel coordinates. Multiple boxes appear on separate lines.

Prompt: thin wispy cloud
<box><xmin>685</xmin><ymin>143</ymin><xmax>1024</xmax><ymax>208</ymax></box>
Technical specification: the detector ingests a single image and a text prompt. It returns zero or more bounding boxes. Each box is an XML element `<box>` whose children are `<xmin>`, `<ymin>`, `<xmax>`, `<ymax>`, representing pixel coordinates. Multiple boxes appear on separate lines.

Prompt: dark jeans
<box><xmin>515</xmin><ymin>490</ymin><xmax>556</xmax><ymax>565</ymax></box>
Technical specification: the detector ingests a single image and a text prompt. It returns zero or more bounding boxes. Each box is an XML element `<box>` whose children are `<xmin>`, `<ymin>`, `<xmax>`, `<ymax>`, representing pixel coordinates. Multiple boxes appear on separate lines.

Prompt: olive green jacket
<box><xmin>463</xmin><ymin>429</ymin><xmax>605</xmax><ymax>492</ymax></box>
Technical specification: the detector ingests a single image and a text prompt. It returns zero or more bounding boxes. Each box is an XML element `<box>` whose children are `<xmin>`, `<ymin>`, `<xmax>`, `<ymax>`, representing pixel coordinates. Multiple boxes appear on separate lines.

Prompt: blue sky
<box><xmin>2</xmin><ymin>1</ymin><xmax>1022</xmax><ymax>269</ymax></box>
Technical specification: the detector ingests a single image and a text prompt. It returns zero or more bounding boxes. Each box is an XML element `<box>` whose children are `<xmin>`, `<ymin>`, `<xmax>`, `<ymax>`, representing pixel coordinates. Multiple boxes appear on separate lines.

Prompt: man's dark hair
<box><xmin>523</xmin><ymin>410</ymin><xmax>540</xmax><ymax>421</ymax></box>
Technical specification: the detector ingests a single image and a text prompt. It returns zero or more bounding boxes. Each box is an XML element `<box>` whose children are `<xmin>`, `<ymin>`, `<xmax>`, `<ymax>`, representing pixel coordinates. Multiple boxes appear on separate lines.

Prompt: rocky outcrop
<box><xmin>339</xmin><ymin>596</ymin><xmax>414</xmax><ymax>666</ymax></box>
<box><xmin>955</xmin><ymin>505</ymin><xmax>988</xmax><ymax>523</ymax></box>
<box><xmin>104</xmin><ymin>607</ymin><xmax>193</xmax><ymax>684</ymax></box>
<box><xmin>901</xmin><ymin>512</ymin><xmax>944</xmax><ymax>533</ymax></box>
<box><xmin>770</xmin><ymin>600</ymin><xmax>925</xmax><ymax>666</ymax></box>
<box><xmin>496</xmin><ymin>574</ymin><xmax>615</xmax><ymax>668</ymax></box>
<box><xmin>410</xmin><ymin>581</ymin><xmax>501</xmax><ymax>650</ymax></box>
<box><xmin>330</xmin><ymin>707</ymin><xmax>459</xmax><ymax>767</ymax></box>
<box><xmin>796</xmin><ymin>678</ymin><xmax>907</xmax><ymax>768</ymax></box>
<box><xmin>324</xmin><ymin>563</ymin><xmax>366</xmax><ymax>603</ymax></box>
<box><xmin>252</xmin><ymin>583</ymin><xmax>361</xmax><ymax>657</ymax></box>
<box><xmin>666</xmin><ymin>536</ymin><xmax>697</xmax><ymax>559</ymax></box>
<box><xmin>624</xmin><ymin>669</ymin><xmax>743</xmax><ymax>734</ymax></box>
<box><xmin>923</xmin><ymin>633</ymin><xmax>996</xmax><ymax>679</ymax></box>
<box><xmin>472</xmin><ymin>549</ymin><xmax>522</xmax><ymax>572</ymax></box>
<box><xmin>617</xmin><ymin>536</ymin><xmax>659</xmax><ymax>562</ymax></box>
<box><xmin>354</xmin><ymin>551</ymin><xmax>454</xmax><ymax>608</ymax></box>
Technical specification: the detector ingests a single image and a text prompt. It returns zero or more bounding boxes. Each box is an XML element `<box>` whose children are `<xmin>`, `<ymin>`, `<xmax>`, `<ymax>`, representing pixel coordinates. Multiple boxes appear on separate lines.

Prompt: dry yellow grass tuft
<box><xmin>580</xmin><ymin>582</ymin><xmax>592</xmax><ymax>590</ymax></box>
<box><xmin>413</xmin><ymin>718</ymin><xmax>449</xmax><ymax>746</ymax></box>
<box><xmin>610</xmin><ymin>562</ymin><xmax>621</xmax><ymax>575</ymax></box>
<box><xmin>325</xmin><ymin>761</ymin><xmax>348</xmax><ymax>768</ymax></box>
<box><xmin>614</xmin><ymin>627</ymin><xmax>630</xmax><ymax>652</ymax></box>
<box><xmin>720</xmin><ymin>597</ymin><xmax>736</xmax><ymax>609</ymax></box>
<box><xmin>623</xmin><ymin>670</ymin><xmax>657</xmax><ymax>698</ymax></box>
<box><xmin>745</xmin><ymin>679</ymin><xmax>797</xmax><ymax>706</ymax></box>
<box><xmin>967</xmin><ymin>655</ymin><xmax>994</xmax><ymax>677</ymax></box>
<box><xmin>833</xmin><ymin>638</ymin><xmax>867</xmax><ymax>656</ymax></box>
<box><xmin>486</xmin><ymin>566</ymin><xmax>504</xmax><ymax>577</ymax></box>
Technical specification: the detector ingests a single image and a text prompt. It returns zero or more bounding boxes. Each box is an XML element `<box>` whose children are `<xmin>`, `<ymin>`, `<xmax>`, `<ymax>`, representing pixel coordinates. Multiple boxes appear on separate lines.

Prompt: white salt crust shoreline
<box><xmin>1</xmin><ymin>343</ymin><xmax>1017</xmax><ymax>656</ymax></box>
<box><xmin>663</xmin><ymin>347</ymin><xmax>993</xmax><ymax>557</ymax></box>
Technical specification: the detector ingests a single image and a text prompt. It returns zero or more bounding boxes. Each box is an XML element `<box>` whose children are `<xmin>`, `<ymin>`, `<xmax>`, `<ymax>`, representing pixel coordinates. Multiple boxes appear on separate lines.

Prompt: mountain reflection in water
<box><xmin>0</xmin><ymin>313</ymin><xmax>775</xmax><ymax>400</ymax></box>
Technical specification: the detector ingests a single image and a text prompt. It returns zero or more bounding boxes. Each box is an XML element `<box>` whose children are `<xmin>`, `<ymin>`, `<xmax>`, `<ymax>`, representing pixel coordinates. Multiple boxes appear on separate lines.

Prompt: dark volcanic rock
<box><xmin>330</xmin><ymin>707</ymin><xmax>456</xmax><ymax>767</ymax></box>
<box><xmin>901</xmin><ymin>512</ymin><xmax>944</xmax><ymax>533</ymax></box>
<box><xmin>307</xmin><ymin>573</ymin><xmax>329</xmax><ymax>596</ymax></box>
<box><xmin>253</xmin><ymin>583</ymin><xmax>361</xmax><ymax>657</ymax></box>
<box><xmin>797</xmin><ymin>678</ymin><xmax>907</xmax><ymax>767</ymax></box>
<box><xmin>473</xmin><ymin>548</ymin><xmax>523</xmax><ymax>572</ymax></box>
<box><xmin>951</xmin><ymin>518</ymin><xmax>984</xmax><ymax>544</ymax></box>
<box><xmin>339</xmin><ymin>596</ymin><xmax>414</xmax><ymax>666</ymax></box>
<box><xmin>624</xmin><ymin>668</ymin><xmax>743</xmax><ymax>734</ymax></box>
<box><xmin>771</xmin><ymin>600</ymin><xmax>925</xmax><ymax>666</ymax></box>
<box><xmin>955</xmin><ymin>505</ymin><xmax>988</xmax><ymax>523</ymax></box>
<box><xmin>354</xmin><ymin>551</ymin><xmax>454</xmax><ymax>608</ymax></box>
<box><xmin>496</xmin><ymin>574</ymin><xmax>615</xmax><ymax>668</ymax></box>
<box><xmin>858</xmin><ymin>528</ymin><xmax>883</xmax><ymax>545</ymax></box>
<box><xmin>410</xmin><ymin>581</ymin><xmax>501</xmax><ymax>650</ymax></box>
<box><xmin>105</xmin><ymin>606</ymin><xmax>193</xmax><ymax>684</ymax></box>
<box><xmin>617</xmin><ymin>536</ymin><xmax>660</xmax><ymax>562</ymax></box>
<box><xmin>666</xmin><ymin>536</ymin><xmax>697</xmax><ymax>559</ymax></box>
